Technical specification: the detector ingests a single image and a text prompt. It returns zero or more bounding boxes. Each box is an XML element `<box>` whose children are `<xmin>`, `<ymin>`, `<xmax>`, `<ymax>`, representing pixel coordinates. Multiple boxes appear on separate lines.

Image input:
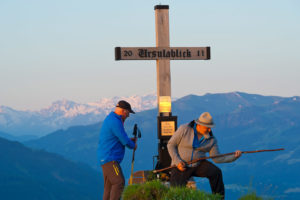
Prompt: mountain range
<box><xmin>25</xmin><ymin>92</ymin><xmax>300</xmax><ymax>199</ymax></box>
<box><xmin>0</xmin><ymin>93</ymin><xmax>158</xmax><ymax>137</ymax></box>
<box><xmin>0</xmin><ymin>136</ymin><xmax>103</xmax><ymax>200</ymax></box>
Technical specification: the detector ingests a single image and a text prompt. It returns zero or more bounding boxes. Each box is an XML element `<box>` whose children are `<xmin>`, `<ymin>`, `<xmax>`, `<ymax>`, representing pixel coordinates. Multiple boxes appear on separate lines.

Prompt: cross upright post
<box><xmin>154</xmin><ymin>5</ymin><xmax>176</xmax><ymax>170</ymax></box>
<box><xmin>155</xmin><ymin>5</ymin><xmax>171</xmax><ymax>117</ymax></box>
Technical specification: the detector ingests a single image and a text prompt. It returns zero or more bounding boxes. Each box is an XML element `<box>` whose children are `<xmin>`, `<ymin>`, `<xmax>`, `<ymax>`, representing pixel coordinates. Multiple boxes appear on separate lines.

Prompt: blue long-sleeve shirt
<box><xmin>97</xmin><ymin>112</ymin><xmax>135</xmax><ymax>165</ymax></box>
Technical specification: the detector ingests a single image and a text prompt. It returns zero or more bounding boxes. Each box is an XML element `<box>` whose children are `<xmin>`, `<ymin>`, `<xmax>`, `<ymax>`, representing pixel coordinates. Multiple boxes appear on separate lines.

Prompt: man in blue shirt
<box><xmin>98</xmin><ymin>100</ymin><xmax>137</xmax><ymax>200</ymax></box>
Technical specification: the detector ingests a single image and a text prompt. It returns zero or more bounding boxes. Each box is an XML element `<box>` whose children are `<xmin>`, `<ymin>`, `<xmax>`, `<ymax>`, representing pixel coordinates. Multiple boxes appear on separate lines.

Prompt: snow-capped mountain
<box><xmin>0</xmin><ymin>93</ymin><xmax>158</xmax><ymax>137</ymax></box>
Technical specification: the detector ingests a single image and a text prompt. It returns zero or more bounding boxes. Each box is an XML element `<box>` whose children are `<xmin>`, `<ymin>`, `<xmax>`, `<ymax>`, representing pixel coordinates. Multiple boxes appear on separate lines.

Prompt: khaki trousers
<box><xmin>101</xmin><ymin>161</ymin><xmax>125</xmax><ymax>200</ymax></box>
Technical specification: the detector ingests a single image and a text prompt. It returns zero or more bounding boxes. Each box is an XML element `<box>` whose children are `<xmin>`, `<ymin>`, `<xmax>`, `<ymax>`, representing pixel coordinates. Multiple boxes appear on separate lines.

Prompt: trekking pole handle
<box><xmin>133</xmin><ymin>124</ymin><xmax>138</xmax><ymax>138</ymax></box>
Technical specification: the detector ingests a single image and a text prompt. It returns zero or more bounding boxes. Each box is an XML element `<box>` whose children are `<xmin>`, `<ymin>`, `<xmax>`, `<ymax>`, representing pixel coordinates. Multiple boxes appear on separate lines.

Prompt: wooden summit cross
<box><xmin>115</xmin><ymin>5</ymin><xmax>210</xmax><ymax>169</ymax></box>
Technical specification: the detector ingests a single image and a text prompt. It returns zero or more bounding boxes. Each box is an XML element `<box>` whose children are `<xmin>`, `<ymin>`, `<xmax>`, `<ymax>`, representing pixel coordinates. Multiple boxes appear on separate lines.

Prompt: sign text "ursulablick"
<box><xmin>139</xmin><ymin>48</ymin><xmax>191</xmax><ymax>58</ymax></box>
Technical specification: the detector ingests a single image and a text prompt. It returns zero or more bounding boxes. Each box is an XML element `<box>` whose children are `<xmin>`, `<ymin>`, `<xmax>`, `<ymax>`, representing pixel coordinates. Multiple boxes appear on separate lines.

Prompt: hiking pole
<box><xmin>129</xmin><ymin>124</ymin><xmax>141</xmax><ymax>185</ymax></box>
<box><xmin>153</xmin><ymin>148</ymin><xmax>284</xmax><ymax>173</ymax></box>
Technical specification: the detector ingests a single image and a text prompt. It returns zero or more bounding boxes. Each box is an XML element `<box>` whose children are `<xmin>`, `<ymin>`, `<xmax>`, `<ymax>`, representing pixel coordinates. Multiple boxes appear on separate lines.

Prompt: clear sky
<box><xmin>1</xmin><ymin>0</ymin><xmax>299</xmax><ymax>110</ymax></box>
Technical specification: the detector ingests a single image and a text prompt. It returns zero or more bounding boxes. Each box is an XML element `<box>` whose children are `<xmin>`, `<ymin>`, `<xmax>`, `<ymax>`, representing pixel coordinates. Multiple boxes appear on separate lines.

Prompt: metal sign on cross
<box><xmin>115</xmin><ymin>5</ymin><xmax>211</xmax><ymax>169</ymax></box>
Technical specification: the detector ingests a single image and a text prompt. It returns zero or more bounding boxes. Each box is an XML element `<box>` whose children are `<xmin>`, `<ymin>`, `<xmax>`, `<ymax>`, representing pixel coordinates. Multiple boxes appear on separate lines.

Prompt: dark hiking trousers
<box><xmin>170</xmin><ymin>160</ymin><xmax>225</xmax><ymax>198</ymax></box>
<box><xmin>101</xmin><ymin>161</ymin><xmax>125</xmax><ymax>200</ymax></box>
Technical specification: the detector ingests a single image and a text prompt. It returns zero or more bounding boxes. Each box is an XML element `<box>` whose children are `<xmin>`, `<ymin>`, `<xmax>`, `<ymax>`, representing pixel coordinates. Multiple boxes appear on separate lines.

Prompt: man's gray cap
<box><xmin>195</xmin><ymin>112</ymin><xmax>215</xmax><ymax>128</ymax></box>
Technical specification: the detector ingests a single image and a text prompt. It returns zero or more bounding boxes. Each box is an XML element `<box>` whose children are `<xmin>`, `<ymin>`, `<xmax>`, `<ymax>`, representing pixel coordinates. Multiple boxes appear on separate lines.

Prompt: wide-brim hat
<box><xmin>195</xmin><ymin>112</ymin><xmax>215</xmax><ymax>128</ymax></box>
<box><xmin>116</xmin><ymin>100</ymin><xmax>135</xmax><ymax>114</ymax></box>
